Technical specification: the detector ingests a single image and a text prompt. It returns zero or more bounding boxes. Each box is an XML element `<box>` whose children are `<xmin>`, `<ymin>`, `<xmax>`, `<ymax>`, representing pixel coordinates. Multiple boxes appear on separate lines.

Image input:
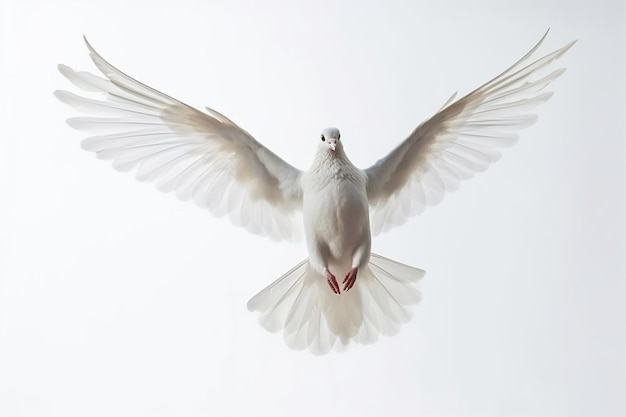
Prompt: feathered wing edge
<box><xmin>247</xmin><ymin>254</ymin><xmax>425</xmax><ymax>354</ymax></box>
<box><xmin>366</xmin><ymin>30</ymin><xmax>576</xmax><ymax>235</ymax></box>
<box><xmin>55</xmin><ymin>37</ymin><xmax>304</xmax><ymax>242</ymax></box>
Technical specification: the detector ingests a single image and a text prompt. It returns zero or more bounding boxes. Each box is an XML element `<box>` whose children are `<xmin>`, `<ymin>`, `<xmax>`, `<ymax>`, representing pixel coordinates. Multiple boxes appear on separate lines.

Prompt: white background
<box><xmin>1</xmin><ymin>0</ymin><xmax>624</xmax><ymax>416</ymax></box>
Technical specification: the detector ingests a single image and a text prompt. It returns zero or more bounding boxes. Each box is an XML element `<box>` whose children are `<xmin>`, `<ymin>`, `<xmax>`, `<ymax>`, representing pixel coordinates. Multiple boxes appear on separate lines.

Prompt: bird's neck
<box><xmin>310</xmin><ymin>148</ymin><xmax>355</xmax><ymax>180</ymax></box>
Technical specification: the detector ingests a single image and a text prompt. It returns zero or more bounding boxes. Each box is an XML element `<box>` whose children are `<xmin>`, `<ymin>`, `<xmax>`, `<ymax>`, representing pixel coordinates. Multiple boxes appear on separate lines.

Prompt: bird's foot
<box><xmin>325</xmin><ymin>268</ymin><xmax>341</xmax><ymax>294</ymax></box>
<box><xmin>343</xmin><ymin>267</ymin><xmax>358</xmax><ymax>292</ymax></box>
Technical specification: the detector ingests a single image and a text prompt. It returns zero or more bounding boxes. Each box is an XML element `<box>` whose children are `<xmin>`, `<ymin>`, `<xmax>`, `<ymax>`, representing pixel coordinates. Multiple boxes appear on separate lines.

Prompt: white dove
<box><xmin>56</xmin><ymin>31</ymin><xmax>575</xmax><ymax>354</ymax></box>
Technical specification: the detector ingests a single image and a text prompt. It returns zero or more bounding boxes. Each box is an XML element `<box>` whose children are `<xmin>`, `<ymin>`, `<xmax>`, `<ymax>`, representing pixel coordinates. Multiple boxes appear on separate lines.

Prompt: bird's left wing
<box><xmin>56</xmin><ymin>37</ymin><xmax>303</xmax><ymax>242</ymax></box>
<box><xmin>365</xmin><ymin>31</ymin><xmax>575</xmax><ymax>235</ymax></box>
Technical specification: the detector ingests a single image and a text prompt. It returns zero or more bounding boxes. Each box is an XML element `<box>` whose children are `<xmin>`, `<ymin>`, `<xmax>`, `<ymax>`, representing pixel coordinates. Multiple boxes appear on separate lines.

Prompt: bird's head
<box><xmin>319</xmin><ymin>127</ymin><xmax>342</xmax><ymax>153</ymax></box>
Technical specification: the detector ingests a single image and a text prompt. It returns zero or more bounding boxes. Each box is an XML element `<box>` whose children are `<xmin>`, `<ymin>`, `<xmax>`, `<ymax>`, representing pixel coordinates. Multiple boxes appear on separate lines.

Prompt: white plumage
<box><xmin>56</xmin><ymin>31</ymin><xmax>574</xmax><ymax>354</ymax></box>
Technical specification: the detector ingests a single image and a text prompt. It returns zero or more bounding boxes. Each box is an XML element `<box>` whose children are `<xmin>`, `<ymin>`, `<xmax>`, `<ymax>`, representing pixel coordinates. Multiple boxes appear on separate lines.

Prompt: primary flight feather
<box><xmin>56</xmin><ymin>31</ymin><xmax>575</xmax><ymax>354</ymax></box>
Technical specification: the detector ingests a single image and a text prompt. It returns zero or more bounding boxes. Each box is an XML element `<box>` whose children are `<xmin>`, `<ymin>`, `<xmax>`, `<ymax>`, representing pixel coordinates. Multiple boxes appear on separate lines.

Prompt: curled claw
<box><xmin>343</xmin><ymin>267</ymin><xmax>358</xmax><ymax>291</ymax></box>
<box><xmin>324</xmin><ymin>268</ymin><xmax>341</xmax><ymax>294</ymax></box>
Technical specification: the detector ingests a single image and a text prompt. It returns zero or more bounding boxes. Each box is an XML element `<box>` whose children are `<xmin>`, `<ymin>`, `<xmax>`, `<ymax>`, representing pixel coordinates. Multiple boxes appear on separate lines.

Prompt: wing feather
<box><xmin>56</xmin><ymin>37</ymin><xmax>303</xmax><ymax>241</ymax></box>
<box><xmin>365</xmin><ymin>30</ymin><xmax>575</xmax><ymax>234</ymax></box>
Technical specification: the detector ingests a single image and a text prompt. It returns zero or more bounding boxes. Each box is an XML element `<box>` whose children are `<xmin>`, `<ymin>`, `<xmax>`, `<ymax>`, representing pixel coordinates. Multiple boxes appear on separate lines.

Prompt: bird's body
<box><xmin>56</xmin><ymin>31</ymin><xmax>575</xmax><ymax>354</ymax></box>
<box><xmin>245</xmin><ymin>127</ymin><xmax>424</xmax><ymax>353</ymax></box>
<box><xmin>302</xmin><ymin>130</ymin><xmax>370</xmax><ymax>290</ymax></box>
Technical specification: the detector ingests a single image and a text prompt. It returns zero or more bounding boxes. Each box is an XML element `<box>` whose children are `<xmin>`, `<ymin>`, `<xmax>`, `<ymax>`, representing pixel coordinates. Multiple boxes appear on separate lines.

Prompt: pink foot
<box><xmin>325</xmin><ymin>268</ymin><xmax>341</xmax><ymax>294</ymax></box>
<box><xmin>343</xmin><ymin>267</ymin><xmax>358</xmax><ymax>292</ymax></box>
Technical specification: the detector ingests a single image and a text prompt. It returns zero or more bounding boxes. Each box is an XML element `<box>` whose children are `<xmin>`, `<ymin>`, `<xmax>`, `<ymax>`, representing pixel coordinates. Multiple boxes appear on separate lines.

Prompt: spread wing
<box><xmin>56</xmin><ymin>37</ymin><xmax>303</xmax><ymax>242</ymax></box>
<box><xmin>365</xmin><ymin>30</ymin><xmax>575</xmax><ymax>235</ymax></box>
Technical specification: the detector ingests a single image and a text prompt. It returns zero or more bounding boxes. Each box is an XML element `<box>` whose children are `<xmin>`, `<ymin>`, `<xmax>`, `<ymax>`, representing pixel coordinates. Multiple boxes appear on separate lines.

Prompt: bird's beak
<box><xmin>328</xmin><ymin>139</ymin><xmax>337</xmax><ymax>152</ymax></box>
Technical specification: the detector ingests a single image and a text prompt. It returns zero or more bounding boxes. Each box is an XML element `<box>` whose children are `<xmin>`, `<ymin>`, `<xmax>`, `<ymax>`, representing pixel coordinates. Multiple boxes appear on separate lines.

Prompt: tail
<box><xmin>246</xmin><ymin>253</ymin><xmax>425</xmax><ymax>354</ymax></box>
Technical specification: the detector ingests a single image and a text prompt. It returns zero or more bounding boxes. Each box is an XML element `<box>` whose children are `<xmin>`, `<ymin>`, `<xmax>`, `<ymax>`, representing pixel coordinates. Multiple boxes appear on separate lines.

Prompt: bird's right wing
<box><xmin>365</xmin><ymin>30</ymin><xmax>575</xmax><ymax>235</ymax></box>
<box><xmin>56</xmin><ymin>37</ymin><xmax>303</xmax><ymax>242</ymax></box>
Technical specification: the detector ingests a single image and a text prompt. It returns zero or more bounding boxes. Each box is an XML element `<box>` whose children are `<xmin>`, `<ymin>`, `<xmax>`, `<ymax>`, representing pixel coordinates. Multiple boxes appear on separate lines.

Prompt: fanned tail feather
<box><xmin>247</xmin><ymin>253</ymin><xmax>425</xmax><ymax>354</ymax></box>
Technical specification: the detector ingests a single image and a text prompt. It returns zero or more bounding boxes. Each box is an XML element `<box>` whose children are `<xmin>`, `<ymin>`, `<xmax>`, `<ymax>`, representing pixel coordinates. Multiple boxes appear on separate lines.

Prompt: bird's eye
<box><xmin>321</xmin><ymin>134</ymin><xmax>325</xmax><ymax>142</ymax></box>
<box><xmin>337</xmin><ymin>134</ymin><xmax>341</xmax><ymax>140</ymax></box>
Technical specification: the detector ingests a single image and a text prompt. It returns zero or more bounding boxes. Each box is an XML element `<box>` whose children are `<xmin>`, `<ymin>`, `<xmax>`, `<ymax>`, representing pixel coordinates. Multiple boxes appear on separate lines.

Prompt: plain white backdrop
<box><xmin>1</xmin><ymin>0</ymin><xmax>624</xmax><ymax>416</ymax></box>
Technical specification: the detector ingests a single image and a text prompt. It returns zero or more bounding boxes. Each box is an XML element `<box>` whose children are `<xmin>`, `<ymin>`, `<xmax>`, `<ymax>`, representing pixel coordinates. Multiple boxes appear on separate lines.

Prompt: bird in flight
<box><xmin>56</xmin><ymin>31</ymin><xmax>575</xmax><ymax>354</ymax></box>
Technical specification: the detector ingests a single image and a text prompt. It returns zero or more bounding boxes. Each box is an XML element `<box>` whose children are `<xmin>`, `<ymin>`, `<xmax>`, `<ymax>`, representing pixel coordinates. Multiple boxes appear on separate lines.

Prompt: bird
<box><xmin>55</xmin><ymin>30</ymin><xmax>575</xmax><ymax>354</ymax></box>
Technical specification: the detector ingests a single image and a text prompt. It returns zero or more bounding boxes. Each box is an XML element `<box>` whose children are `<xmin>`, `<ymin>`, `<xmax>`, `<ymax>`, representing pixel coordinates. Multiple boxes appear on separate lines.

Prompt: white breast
<box><xmin>302</xmin><ymin>155</ymin><xmax>370</xmax><ymax>265</ymax></box>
